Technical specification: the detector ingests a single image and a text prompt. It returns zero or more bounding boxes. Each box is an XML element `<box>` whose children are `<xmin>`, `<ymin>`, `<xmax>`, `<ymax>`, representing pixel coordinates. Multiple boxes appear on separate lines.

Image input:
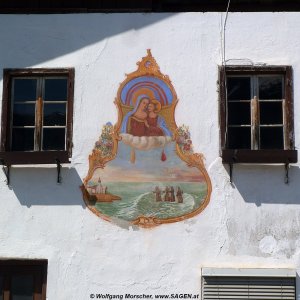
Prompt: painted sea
<box><xmin>94</xmin><ymin>181</ymin><xmax>207</xmax><ymax>221</ymax></box>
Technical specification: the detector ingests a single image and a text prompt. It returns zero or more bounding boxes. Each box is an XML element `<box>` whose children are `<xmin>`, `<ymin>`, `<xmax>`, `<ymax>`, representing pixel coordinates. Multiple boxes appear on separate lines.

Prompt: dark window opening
<box><xmin>228</xmin><ymin>127</ymin><xmax>251</xmax><ymax>149</ymax></box>
<box><xmin>0</xmin><ymin>259</ymin><xmax>47</xmax><ymax>300</ymax></box>
<box><xmin>219</xmin><ymin>66</ymin><xmax>297</xmax><ymax>163</ymax></box>
<box><xmin>228</xmin><ymin>102</ymin><xmax>251</xmax><ymax>125</ymax></box>
<box><xmin>227</xmin><ymin>77</ymin><xmax>251</xmax><ymax>100</ymax></box>
<box><xmin>1</xmin><ymin>68</ymin><xmax>74</xmax><ymax>165</ymax></box>
<box><xmin>226</xmin><ymin>74</ymin><xmax>284</xmax><ymax>150</ymax></box>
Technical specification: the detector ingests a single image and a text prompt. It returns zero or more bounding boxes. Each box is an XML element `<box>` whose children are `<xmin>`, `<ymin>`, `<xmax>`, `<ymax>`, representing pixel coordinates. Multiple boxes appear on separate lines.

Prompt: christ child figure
<box><xmin>145</xmin><ymin>99</ymin><xmax>165</xmax><ymax>136</ymax></box>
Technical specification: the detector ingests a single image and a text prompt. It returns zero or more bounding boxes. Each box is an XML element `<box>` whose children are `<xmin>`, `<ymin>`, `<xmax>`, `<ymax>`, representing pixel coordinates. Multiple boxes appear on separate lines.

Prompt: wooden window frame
<box><xmin>219</xmin><ymin>65</ymin><xmax>297</xmax><ymax>164</ymax></box>
<box><xmin>0</xmin><ymin>68</ymin><xmax>74</xmax><ymax>165</ymax></box>
<box><xmin>0</xmin><ymin>259</ymin><xmax>47</xmax><ymax>300</ymax></box>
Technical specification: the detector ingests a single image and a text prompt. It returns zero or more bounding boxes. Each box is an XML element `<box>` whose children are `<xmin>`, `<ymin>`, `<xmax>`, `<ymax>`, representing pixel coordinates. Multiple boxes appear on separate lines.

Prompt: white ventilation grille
<box><xmin>202</xmin><ymin>276</ymin><xmax>295</xmax><ymax>299</ymax></box>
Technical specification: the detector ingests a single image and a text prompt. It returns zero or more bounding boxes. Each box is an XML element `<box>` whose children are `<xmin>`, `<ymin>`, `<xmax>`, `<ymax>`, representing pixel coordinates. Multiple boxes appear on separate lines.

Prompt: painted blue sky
<box><xmin>93</xmin><ymin>141</ymin><xmax>205</xmax><ymax>183</ymax></box>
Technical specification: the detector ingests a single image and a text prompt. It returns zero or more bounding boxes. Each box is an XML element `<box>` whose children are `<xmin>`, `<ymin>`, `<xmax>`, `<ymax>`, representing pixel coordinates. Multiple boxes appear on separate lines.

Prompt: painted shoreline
<box><xmin>93</xmin><ymin>181</ymin><xmax>208</xmax><ymax>221</ymax></box>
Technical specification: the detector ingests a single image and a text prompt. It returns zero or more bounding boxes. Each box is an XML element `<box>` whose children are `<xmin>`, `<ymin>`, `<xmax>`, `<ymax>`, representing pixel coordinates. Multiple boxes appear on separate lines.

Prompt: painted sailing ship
<box><xmin>87</xmin><ymin>178</ymin><xmax>121</xmax><ymax>202</ymax></box>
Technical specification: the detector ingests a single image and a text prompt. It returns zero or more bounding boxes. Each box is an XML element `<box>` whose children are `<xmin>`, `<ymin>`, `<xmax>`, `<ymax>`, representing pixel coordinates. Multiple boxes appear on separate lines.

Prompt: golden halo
<box><xmin>150</xmin><ymin>99</ymin><xmax>162</xmax><ymax>113</ymax></box>
<box><xmin>131</xmin><ymin>88</ymin><xmax>155</xmax><ymax>107</ymax></box>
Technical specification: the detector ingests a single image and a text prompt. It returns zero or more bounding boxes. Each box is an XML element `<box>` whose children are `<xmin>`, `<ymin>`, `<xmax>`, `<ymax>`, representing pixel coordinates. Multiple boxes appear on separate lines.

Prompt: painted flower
<box><xmin>183</xmin><ymin>144</ymin><xmax>190</xmax><ymax>151</ymax></box>
<box><xmin>177</xmin><ymin>136</ymin><xmax>185</xmax><ymax>144</ymax></box>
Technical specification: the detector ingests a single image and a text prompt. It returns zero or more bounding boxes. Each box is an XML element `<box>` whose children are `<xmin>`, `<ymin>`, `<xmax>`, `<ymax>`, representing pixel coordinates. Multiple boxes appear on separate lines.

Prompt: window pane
<box><xmin>260</xmin><ymin>127</ymin><xmax>284</xmax><ymax>149</ymax></box>
<box><xmin>43</xmin><ymin>128</ymin><xmax>65</xmax><ymax>150</ymax></box>
<box><xmin>227</xmin><ymin>77</ymin><xmax>251</xmax><ymax>100</ymax></box>
<box><xmin>260</xmin><ymin>102</ymin><xmax>283</xmax><ymax>125</ymax></box>
<box><xmin>0</xmin><ymin>276</ymin><xmax>3</xmax><ymax>300</ymax></box>
<box><xmin>13</xmin><ymin>79</ymin><xmax>37</xmax><ymax>102</ymax></box>
<box><xmin>259</xmin><ymin>76</ymin><xmax>283</xmax><ymax>99</ymax></box>
<box><xmin>44</xmin><ymin>79</ymin><xmax>68</xmax><ymax>101</ymax></box>
<box><xmin>228</xmin><ymin>127</ymin><xmax>251</xmax><ymax>149</ymax></box>
<box><xmin>11</xmin><ymin>275</ymin><xmax>33</xmax><ymax>300</ymax></box>
<box><xmin>43</xmin><ymin>104</ymin><xmax>66</xmax><ymax>126</ymax></box>
<box><xmin>12</xmin><ymin>128</ymin><xmax>35</xmax><ymax>151</ymax></box>
<box><xmin>228</xmin><ymin>102</ymin><xmax>251</xmax><ymax>125</ymax></box>
<box><xmin>13</xmin><ymin>104</ymin><xmax>36</xmax><ymax>126</ymax></box>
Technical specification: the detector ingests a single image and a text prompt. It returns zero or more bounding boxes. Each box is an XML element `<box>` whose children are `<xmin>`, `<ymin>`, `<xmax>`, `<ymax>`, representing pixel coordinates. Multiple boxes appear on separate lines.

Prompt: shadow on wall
<box><xmin>0</xmin><ymin>13</ymin><xmax>176</xmax><ymax>206</ymax></box>
<box><xmin>8</xmin><ymin>164</ymin><xmax>300</xmax><ymax>207</ymax></box>
<box><xmin>224</xmin><ymin>164</ymin><xmax>300</xmax><ymax>205</ymax></box>
<box><xmin>0</xmin><ymin>13</ymin><xmax>175</xmax><ymax>80</ymax></box>
<box><xmin>7</xmin><ymin>167</ymin><xmax>84</xmax><ymax>207</ymax></box>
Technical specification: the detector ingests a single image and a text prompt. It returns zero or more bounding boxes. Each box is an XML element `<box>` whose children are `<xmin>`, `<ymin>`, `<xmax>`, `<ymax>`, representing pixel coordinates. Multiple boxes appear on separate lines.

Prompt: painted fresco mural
<box><xmin>81</xmin><ymin>50</ymin><xmax>212</xmax><ymax>227</ymax></box>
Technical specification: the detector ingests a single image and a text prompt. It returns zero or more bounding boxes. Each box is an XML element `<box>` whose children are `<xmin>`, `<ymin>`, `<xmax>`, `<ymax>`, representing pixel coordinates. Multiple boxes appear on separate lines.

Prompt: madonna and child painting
<box><xmin>81</xmin><ymin>50</ymin><xmax>211</xmax><ymax>227</ymax></box>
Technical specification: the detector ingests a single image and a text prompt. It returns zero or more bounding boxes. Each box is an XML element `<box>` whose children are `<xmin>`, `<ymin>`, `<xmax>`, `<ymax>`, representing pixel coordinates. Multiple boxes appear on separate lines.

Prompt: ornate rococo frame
<box><xmin>81</xmin><ymin>49</ymin><xmax>212</xmax><ymax>228</ymax></box>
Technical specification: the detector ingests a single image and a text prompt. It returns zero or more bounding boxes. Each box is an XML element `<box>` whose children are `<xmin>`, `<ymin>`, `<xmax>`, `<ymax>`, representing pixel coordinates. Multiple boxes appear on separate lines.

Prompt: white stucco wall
<box><xmin>1</xmin><ymin>12</ymin><xmax>300</xmax><ymax>299</ymax></box>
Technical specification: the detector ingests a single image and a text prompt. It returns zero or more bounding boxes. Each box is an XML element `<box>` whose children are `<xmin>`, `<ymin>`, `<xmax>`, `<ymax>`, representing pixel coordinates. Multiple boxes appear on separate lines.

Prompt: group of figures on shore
<box><xmin>153</xmin><ymin>186</ymin><xmax>183</xmax><ymax>203</ymax></box>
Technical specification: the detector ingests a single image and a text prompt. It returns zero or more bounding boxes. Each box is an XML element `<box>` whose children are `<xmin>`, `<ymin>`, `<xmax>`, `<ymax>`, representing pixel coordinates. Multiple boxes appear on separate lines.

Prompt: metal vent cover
<box><xmin>202</xmin><ymin>276</ymin><xmax>295</xmax><ymax>299</ymax></box>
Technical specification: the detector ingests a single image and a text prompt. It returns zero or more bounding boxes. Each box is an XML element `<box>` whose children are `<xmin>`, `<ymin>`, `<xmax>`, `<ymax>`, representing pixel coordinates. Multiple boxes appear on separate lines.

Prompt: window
<box><xmin>219</xmin><ymin>66</ymin><xmax>297</xmax><ymax>163</ymax></box>
<box><xmin>202</xmin><ymin>268</ymin><xmax>296</xmax><ymax>300</ymax></box>
<box><xmin>0</xmin><ymin>259</ymin><xmax>47</xmax><ymax>300</ymax></box>
<box><xmin>1</xmin><ymin>69</ymin><xmax>74</xmax><ymax>164</ymax></box>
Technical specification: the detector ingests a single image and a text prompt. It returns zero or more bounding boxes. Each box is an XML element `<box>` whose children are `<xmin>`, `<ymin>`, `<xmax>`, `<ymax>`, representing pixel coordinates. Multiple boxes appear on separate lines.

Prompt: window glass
<box><xmin>43</xmin><ymin>103</ymin><xmax>66</xmax><ymax>126</ymax></box>
<box><xmin>2</xmin><ymin>69</ymin><xmax>74</xmax><ymax>164</ymax></box>
<box><xmin>221</xmin><ymin>67</ymin><xmax>295</xmax><ymax>163</ymax></box>
<box><xmin>260</xmin><ymin>127</ymin><xmax>284</xmax><ymax>149</ymax></box>
<box><xmin>9</xmin><ymin>75</ymin><xmax>71</xmax><ymax>154</ymax></box>
<box><xmin>227</xmin><ymin>77</ymin><xmax>251</xmax><ymax>100</ymax></box>
<box><xmin>12</xmin><ymin>128</ymin><xmax>35</xmax><ymax>151</ymax></box>
<box><xmin>13</xmin><ymin>79</ymin><xmax>37</xmax><ymax>102</ymax></box>
<box><xmin>260</xmin><ymin>102</ymin><xmax>283</xmax><ymax>125</ymax></box>
<box><xmin>44</xmin><ymin>79</ymin><xmax>68</xmax><ymax>101</ymax></box>
<box><xmin>43</xmin><ymin>128</ymin><xmax>65</xmax><ymax>150</ymax></box>
<box><xmin>11</xmin><ymin>275</ymin><xmax>33</xmax><ymax>300</ymax></box>
<box><xmin>228</xmin><ymin>127</ymin><xmax>251</xmax><ymax>149</ymax></box>
<box><xmin>13</xmin><ymin>104</ymin><xmax>36</xmax><ymax>126</ymax></box>
<box><xmin>259</xmin><ymin>76</ymin><xmax>283</xmax><ymax>99</ymax></box>
<box><xmin>228</xmin><ymin>102</ymin><xmax>251</xmax><ymax>125</ymax></box>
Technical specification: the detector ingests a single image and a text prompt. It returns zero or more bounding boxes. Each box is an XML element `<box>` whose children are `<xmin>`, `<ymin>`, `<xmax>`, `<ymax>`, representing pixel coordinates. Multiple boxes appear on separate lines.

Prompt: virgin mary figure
<box><xmin>121</xmin><ymin>97</ymin><xmax>171</xmax><ymax>137</ymax></box>
<box><xmin>121</xmin><ymin>97</ymin><xmax>150</xmax><ymax>136</ymax></box>
<box><xmin>120</xmin><ymin>96</ymin><xmax>172</xmax><ymax>163</ymax></box>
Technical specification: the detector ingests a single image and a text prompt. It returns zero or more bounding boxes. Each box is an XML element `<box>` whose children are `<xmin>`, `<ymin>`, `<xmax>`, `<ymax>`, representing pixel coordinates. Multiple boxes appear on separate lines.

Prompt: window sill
<box><xmin>0</xmin><ymin>151</ymin><xmax>70</xmax><ymax>165</ymax></box>
<box><xmin>222</xmin><ymin>149</ymin><xmax>298</xmax><ymax>164</ymax></box>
